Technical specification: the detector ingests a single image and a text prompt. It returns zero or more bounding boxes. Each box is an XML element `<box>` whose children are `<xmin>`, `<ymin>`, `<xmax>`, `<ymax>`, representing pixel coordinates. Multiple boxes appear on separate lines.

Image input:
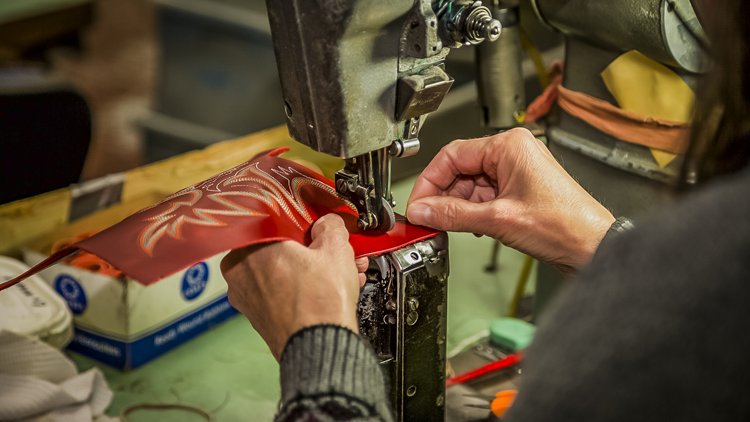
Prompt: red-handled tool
<box><xmin>446</xmin><ymin>352</ymin><xmax>523</xmax><ymax>388</ymax></box>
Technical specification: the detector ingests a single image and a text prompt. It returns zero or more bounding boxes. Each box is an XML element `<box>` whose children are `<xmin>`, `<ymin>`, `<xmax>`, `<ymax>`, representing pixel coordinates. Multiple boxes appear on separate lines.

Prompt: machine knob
<box><xmin>476</xmin><ymin>15</ymin><xmax>502</xmax><ymax>42</ymax></box>
<box><xmin>464</xmin><ymin>4</ymin><xmax>502</xmax><ymax>43</ymax></box>
<box><xmin>438</xmin><ymin>1</ymin><xmax>503</xmax><ymax>47</ymax></box>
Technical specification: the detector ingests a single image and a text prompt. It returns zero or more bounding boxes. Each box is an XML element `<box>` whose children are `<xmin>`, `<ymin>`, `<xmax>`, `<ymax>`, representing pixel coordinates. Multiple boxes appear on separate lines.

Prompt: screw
<box><xmin>406</xmin><ymin>311</ymin><xmax>419</xmax><ymax>326</ymax></box>
<box><xmin>514</xmin><ymin>109</ymin><xmax>526</xmax><ymax>124</ymax></box>
<box><xmin>408</xmin><ymin>298</ymin><xmax>419</xmax><ymax>311</ymax></box>
<box><xmin>389</xmin><ymin>141</ymin><xmax>403</xmax><ymax>157</ymax></box>
<box><xmin>407</xmin><ymin>385</ymin><xmax>417</xmax><ymax>397</ymax></box>
<box><xmin>384</xmin><ymin>314</ymin><xmax>396</xmax><ymax>324</ymax></box>
<box><xmin>336</xmin><ymin>179</ymin><xmax>347</xmax><ymax>193</ymax></box>
<box><xmin>284</xmin><ymin>101</ymin><xmax>293</xmax><ymax>118</ymax></box>
<box><xmin>410</xmin><ymin>124</ymin><xmax>418</xmax><ymax>135</ymax></box>
<box><xmin>410</xmin><ymin>252</ymin><xmax>420</xmax><ymax>261</ymax></box>
<box><xmin>386</xmin><ymin>300</ymin><xmax>397</xmax><ymax>311</ymax></box>
<box><xmin>436</xmin><ymin>394</ymin><xmax>444</xmax><ymax>406</ymax></box>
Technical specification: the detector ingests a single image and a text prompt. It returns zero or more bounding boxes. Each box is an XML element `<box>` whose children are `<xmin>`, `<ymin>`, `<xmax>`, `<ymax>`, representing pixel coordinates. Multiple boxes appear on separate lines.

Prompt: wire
<box><xmin>447</xmin><ymin>329</ymin><xmax>490</xmax><ymax>358</ymax></box>
<box><xmin>508</xmin><ymin>255</ymin><xmax>534</xmax><ymax>318</ymax></box>
<box><xmin>519</xmin><ymin>29</ymin><xmax>550</xmax><ymax>89</ymax></box>
<box><xmin>209</xmin><ymin>392</ymin><xmax>231</xmax><ymax>415</ymax></box>
<box><xmin>121</xmin><ymin>403</ymin><xmax>213</xmax><ymax>422</ymax></box>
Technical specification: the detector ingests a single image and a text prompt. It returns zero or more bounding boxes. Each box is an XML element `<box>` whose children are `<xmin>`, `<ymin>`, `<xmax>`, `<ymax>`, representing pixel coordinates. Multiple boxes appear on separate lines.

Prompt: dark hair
<box><xmin>682</xmin><ymin>0</ymin><xmax>750</xmax><ymax>186</ymax></box>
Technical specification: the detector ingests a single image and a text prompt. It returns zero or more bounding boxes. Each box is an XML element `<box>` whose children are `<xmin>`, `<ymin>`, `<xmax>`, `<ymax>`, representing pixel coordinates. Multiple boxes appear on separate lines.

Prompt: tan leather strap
<box><xmin>557</xmin><ymin>86</ymin><xmax>691</xmax><ymax>154</ymax></box>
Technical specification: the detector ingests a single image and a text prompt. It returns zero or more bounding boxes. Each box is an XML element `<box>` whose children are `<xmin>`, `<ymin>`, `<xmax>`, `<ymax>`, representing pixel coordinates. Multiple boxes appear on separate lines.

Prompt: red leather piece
<box><xmin>2</xmin><ymin>150</ymin><xmax>437</xmax><ymax>289</ymax></box>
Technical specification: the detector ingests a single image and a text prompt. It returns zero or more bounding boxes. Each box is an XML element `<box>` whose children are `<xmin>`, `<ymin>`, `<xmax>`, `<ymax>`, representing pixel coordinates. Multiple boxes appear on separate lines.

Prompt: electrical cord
<box><xmin>120</xmin><ymin>403</ymin><xmax>213</xmax><ymax>422</ymax></box>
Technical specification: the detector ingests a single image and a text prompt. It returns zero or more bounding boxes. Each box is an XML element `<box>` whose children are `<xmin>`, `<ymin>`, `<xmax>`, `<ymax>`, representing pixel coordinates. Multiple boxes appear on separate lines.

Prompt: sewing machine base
<box><xmin>358</xmin><ymin>232</ymin><xmax>449</xmax><ymax>421</ymax></box>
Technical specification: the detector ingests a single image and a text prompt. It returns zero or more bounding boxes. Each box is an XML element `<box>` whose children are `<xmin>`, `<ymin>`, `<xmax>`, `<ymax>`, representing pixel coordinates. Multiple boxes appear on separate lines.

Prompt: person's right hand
<box><xmin>406</xmin><ymin>129</ymin><xmax>615</xmax><ymax>276</ymax></box>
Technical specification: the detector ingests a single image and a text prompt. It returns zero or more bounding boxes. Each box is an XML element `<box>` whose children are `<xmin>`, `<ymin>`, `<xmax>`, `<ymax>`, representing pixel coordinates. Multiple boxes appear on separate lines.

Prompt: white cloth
<box><xmin>0</xmin><ymin>331</ymin><xmax>118</xmax><ymax>422</ymax></box>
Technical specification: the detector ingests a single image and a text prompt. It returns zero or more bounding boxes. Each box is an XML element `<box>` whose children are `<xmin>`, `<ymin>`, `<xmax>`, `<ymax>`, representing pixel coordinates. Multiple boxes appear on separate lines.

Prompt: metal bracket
<box><xmin>335</xmin><ymin>153</ymin><xmax>396</xmax><ymax>233</ymax></box>
<box><xmin>402</xmin><ymin>0</ymin><xmax>443</xmax><ymax>58</ymax></box>
<box><xmin>395</xmin><ymin>66</ymin><xmax>454</xmax><ymax>121</ymax></box>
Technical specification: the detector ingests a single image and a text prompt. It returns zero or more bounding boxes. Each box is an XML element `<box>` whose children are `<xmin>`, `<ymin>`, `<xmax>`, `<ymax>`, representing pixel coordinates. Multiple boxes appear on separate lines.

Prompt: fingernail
<box><xmin>407</xmin><ymin>203</ymin><xmax>431</xmax><ymax>226</ymax></box>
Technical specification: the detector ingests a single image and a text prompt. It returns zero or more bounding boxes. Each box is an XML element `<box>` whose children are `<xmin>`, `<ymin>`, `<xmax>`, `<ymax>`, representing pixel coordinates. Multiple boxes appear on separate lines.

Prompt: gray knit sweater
<box><xmin>276</xmin><ymin>167</ymin><xmax>750</xmax><ymax>422</ymax></box>
<box><xmin>275</xmin><ymin>325</ymin><xmax>394</xmax><ymax>422</ymax></box>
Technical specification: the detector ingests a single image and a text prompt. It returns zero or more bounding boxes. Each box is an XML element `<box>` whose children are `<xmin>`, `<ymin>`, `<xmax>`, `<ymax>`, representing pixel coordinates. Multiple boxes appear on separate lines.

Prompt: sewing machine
<box><xmin>263</xmin><ymin>1</ymin><xmax>501</xmax><ymax>420</ymax></box>
<box><xmin>262</xmin><ymin>0</ymin><xmax>710</xmax><ymax>420</ymax></box>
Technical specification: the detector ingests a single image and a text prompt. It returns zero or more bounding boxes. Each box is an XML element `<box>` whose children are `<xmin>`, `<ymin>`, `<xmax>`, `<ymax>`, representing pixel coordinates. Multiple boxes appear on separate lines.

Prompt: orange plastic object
<box><xmin>491</xmin><ymin>390</ymin><xmax>518</xmax><ymax>417</ymax></box>
<box><xmin>50</xmin><ymin>231</ymin><xmax>124</xmax><ymax>278</ymax></box>
<box><xmin>68</xmin><ymin>253</ymin><xmax>123</xmax><ymax>278</ymax></box>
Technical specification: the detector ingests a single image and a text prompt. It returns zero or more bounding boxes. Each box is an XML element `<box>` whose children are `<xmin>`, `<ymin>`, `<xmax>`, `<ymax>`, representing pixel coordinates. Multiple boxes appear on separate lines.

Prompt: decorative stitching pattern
<box><xmin>138</xmin><ymin>159</ymin><xmax>356</xmax><ymax>255</ymax></box>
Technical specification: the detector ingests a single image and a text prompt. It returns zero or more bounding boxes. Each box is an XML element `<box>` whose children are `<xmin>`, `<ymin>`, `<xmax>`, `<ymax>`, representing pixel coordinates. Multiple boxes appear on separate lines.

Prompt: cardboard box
<box><xmin>22</xmin><ymin>193</ymin><xmax>238</xmax><ymax>370</ymax></box>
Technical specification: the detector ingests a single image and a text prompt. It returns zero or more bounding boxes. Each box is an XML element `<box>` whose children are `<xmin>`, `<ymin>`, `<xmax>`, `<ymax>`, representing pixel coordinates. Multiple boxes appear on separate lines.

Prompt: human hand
<box><xmin>220</xmin><ymin>214</ymin><xmax>366</xmax><ymax>361</ymax></box>
<box><xmin>406</xmin><ymin>129</ymin><xmax>615</xmax><ymax>275</ymax></box>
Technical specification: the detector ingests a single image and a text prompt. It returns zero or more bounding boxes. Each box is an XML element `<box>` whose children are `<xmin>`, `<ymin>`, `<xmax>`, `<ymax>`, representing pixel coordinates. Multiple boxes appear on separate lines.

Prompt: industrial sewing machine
<box><xmin>262</xmin><ymin>0</ymin><xmax>707</xmax><ymax>420</ymax></box>
<box><xmin>263</xmin><ymin>0</ymin><xmax>503</xmax><ymax>420</ymax></box>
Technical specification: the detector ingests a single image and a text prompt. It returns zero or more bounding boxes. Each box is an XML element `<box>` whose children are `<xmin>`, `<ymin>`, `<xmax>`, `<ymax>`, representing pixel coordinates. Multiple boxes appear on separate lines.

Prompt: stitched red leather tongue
<box><xmin>2</xmin><ymin>149</ymin><xmax>437</xmax><ymax>288</ymax></box>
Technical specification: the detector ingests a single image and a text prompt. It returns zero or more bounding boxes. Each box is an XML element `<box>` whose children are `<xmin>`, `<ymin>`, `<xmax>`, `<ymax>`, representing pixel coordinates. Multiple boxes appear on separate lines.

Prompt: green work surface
<box><xmin>69</xmin><ymin>175</ymin><xmax>536</xmax><ymax>420</ymax></box>
<box><xmin>0</xmin><ymin>0</ymin><xmax>89</xmax><ymax>24</ymax></box>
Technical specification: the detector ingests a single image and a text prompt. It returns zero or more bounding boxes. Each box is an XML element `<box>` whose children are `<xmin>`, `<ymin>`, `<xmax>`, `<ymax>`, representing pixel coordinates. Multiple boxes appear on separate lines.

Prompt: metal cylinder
<box><xmin>531</xmin><ymin>0</ymin><xmax>707</xmax><ymax>73</ymax></box>
<box><xmin>476</xmin><ymin>6</ymin><xmax>525</xmax><ymax>129</ymax></box>
<box><xmin>389</xmin><ymin>138</ymin><xmax>421</xmax><ymax>158</ymax></box>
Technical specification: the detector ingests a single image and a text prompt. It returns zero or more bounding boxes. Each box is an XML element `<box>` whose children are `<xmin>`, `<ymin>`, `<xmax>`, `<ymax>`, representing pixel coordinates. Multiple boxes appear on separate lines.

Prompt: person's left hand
<box><xmin>220</xmin><ymin>214</ymin><xmax>367</xmax><ymax>361</ymax></box>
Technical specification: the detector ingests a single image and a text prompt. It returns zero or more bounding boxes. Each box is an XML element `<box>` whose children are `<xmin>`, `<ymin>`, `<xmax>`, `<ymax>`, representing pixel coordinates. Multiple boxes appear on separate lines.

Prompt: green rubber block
<box><xmin>489</xmin><ymin>318</ymin><xmax>537</xmax><ymax>352</ymax></box>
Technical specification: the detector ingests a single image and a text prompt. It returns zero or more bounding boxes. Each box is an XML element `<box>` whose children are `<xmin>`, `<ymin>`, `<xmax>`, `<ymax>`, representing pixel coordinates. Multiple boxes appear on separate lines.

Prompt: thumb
<box><xmin>309</xmin><ymin>214</ymin><xmax>350</xmax><ymax>253</ymax></box>
<box><xmin>407</xmin><ymin>196</ymin><xmax>499</xmax><ymax>234</ymax></box>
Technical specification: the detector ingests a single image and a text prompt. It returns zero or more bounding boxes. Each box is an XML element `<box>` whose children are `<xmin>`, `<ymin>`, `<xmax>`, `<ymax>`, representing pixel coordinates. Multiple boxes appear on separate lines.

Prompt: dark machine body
<box><xmin>265</xmin><ymin>0</ymin><xmax>500</xmax><ymax>233</ymax></box>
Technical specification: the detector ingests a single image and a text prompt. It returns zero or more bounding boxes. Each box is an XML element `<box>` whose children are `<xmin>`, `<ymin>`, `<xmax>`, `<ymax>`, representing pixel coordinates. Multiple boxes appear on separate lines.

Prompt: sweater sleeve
<box><xmin>503</xmin><ymin>169</ymin><xmax>750</xmax><ymax>422</ymax></box>
<box><xmin>275</xmin><ymin>325</ymin><xmax>394</xmax><ymax>422</ymax></box>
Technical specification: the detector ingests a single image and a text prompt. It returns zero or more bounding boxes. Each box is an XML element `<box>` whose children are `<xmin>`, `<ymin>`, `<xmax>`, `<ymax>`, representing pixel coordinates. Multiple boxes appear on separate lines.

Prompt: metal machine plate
<box><xmin>358</xmin><ymin>233</ymin><xmax>450</xmax><ymax>421</ymax></box>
